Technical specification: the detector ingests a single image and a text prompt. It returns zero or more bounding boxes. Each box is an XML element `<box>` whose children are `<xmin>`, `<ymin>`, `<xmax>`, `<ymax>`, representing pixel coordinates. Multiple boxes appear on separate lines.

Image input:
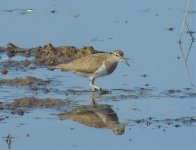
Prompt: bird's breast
<box><xmin>105</xmin><ymin>62</ymin><xmax>118</xmax><ymax>75</ymax></box>
<box><xmin>90</xmin><ymin>62</ymin><xmax>118</xmax><ymax>78</ymax></box>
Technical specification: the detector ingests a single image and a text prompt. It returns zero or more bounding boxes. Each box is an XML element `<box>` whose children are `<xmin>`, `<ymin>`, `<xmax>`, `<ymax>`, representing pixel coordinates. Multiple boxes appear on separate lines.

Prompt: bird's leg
<box><xmin>90</xmin><ymin>91</ymin><xmax>97</xmax><ymax>105</ymax></box>
<box><xmin>89</xmin><ymin>78</ymin><xmax>111</xmax><ymax>94</ymax></box>
<box><xmin>89</xmin><ymin>78</ymin><xmax>102</xmax><ymax>91</ymax></box>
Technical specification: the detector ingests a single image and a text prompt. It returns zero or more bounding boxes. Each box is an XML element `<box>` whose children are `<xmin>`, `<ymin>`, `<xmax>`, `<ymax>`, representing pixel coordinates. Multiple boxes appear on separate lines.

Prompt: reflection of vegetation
<box><xmin>178</xmin><ymin>0</ymin><xmax>195</xmax><ymax>87</ymax></box>
<box><xmin>3</xmin><ymin>133</ymin><xmax>14</xmax><ymax>150</ymax></box>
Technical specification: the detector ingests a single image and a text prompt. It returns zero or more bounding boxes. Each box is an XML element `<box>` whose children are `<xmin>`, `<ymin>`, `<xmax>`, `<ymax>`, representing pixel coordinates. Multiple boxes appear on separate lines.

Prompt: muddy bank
<box><xmin>0</xmin><ymin>76</ymin><xmax>50</xmax><ymax>86</ymax></box>
<box><xmin>0</xmin><ymin>42</ymin><xmax>105</xmax><ymax>66</ymax></box>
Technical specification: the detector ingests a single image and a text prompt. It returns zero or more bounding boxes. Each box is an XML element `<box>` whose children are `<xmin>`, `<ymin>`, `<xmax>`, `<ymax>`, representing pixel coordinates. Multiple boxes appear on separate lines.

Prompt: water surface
<box><xmin>0</xmin><ymin>0</ymin><xmax>196</xmax><ymax>150</ymax></box>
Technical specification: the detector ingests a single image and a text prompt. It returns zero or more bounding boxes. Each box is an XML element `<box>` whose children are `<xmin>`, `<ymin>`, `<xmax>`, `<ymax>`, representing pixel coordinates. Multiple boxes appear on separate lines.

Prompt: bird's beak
<box><xmin>120</xmin><ymin>56</ymin><xmax>130</xmax><ymax>67</ymax></box>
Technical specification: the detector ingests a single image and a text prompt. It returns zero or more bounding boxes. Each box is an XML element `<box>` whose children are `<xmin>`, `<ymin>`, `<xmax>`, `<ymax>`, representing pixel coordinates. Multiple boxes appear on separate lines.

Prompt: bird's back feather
<box><xmin>53</xmin><ymin>53</ymin><xmax>110</xmax><ymax>74</ymax></box>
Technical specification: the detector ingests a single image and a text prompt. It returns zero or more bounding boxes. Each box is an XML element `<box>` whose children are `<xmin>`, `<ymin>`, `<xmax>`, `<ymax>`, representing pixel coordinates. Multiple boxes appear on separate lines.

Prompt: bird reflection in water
<box><xmin>58</xmin><ymin>92</ymin><xmax>125</xmax><ymax>135</ymax></box>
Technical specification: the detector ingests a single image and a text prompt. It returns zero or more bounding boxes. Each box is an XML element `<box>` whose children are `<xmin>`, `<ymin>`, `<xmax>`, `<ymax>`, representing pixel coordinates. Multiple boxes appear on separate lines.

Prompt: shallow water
<box><xmin>0</xmin><ymin>0</ymin><xmax>196</xmax><ymax>150</ymax></box>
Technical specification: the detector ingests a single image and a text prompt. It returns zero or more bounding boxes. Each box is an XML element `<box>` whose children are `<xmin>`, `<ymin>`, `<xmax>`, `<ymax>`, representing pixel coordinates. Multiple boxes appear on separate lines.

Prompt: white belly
<box><xmin>90</xmin><ymin>63</ymin><xmax>108</xmax><ymax>78</ymax></box>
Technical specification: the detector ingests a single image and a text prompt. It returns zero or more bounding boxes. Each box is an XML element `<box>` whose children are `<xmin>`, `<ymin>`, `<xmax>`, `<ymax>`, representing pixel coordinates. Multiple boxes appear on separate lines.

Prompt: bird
<box><xmin>49</xmin><ymin>50</ymin><xmax>130</xmax><ymax>92</ymax></box>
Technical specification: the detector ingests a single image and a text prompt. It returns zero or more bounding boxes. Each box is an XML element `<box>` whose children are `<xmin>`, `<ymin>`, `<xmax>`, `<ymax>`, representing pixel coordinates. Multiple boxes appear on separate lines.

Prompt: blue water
<box><xmin>0</xmin><ymin>0</ymin><xmax>196</xmax><ymax>150</ymax></box>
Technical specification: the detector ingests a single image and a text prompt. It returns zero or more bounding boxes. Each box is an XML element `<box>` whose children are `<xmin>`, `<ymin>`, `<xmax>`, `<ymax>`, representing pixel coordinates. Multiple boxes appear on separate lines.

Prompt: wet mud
<box><xmin>0</xmin><ymin>76</ymin><xmax>49</xmax><ymax>86</ymax></box>
<box><xmin>0</xmin><ymin>43</ymin><xmax>103</xmax><ymax>67</ymax></box>
<box><xmin>0</xmin><ymin>59</ymin><xmax>31</xmax><ymax>70</ymax></box>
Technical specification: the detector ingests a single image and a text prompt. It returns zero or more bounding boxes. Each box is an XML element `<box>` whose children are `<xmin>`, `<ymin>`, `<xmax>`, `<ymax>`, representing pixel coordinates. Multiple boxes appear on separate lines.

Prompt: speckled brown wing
<box><xmin>57</xmin><ymin>53</ymin><xmax>109</xmax><ymax>74</ymax></box>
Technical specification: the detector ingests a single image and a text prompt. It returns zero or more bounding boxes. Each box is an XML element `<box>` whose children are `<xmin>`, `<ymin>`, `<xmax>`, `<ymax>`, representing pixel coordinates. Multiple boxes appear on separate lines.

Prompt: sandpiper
<box><xmin>49</xmin><ymin>50</ymin><xmax>130</xmax><ymax>91</ymax></box>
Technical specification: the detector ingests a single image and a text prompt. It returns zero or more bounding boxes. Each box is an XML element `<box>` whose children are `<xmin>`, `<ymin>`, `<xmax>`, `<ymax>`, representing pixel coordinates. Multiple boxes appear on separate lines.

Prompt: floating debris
<box><xmin>50</xmin><ymin>10</ymin><xmax>56</xmax><ymax>14</ymax></box>
<box><xmin>2</xmin><ymin>9</ymin><xmax>34</xmax><ymax>15</ymax></box>
<box><xmin>74</xmin><ymin>14</ymin><xmax>80</xmax><ymax>18</ymax></box>
<box><xmin>165</xmin><ymin>27</ymin><xmax>174</xmax><ymax>31</ymax></box>
<box><xmin>141</xmin><ymin>74</ymin><xmax>149</xmax><ymax>78</ymax></box>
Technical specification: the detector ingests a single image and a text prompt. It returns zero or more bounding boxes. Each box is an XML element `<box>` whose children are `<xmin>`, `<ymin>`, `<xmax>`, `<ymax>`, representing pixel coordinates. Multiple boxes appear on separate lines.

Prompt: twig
<box><xmin>185</xmin><ymin>19</ymin><xmax>194</xmax><ymax>40</ymax></box>
<box><xmin>185</xmin><ymin>19</ymin><xmax>195</xmax><ymax>62</ymax></box>
<box><xmin>185</xmin><ymin>39</ymin><xmax>194</xmax><ymax>62</ymax></box>
<box><xmin>178</xmin><ymin>0</ymin><xmax>194</xmax><ymax>87</ymax></box>
<box><xmin>179</xmin><ymin>42</ymin><xmax>194</xmax><ymax>87</ymax></box>
<box><xmin>179</xmin><ymin>0</ymin><xmax>190</xmax><ymax>42</ymax></box>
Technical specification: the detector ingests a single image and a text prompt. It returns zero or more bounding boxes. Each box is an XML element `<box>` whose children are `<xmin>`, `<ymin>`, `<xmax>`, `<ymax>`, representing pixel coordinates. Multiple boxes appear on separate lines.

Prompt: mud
<box><xmin>0</xmin><ymin>76</ymin><xmax>49</xmax><ymax>86</ymax></box>
<box><xmin>0</xmin><ymin>42</ymin><xmax>104</xmax><ymax>66</ymax></box>
<box><xmin>36</xmin><ymin>44</ymin><xmax>102</xmax><ymax>66</ymax></box>
<box><xmin>4</xmin><ymin>43</ymin><xmax>28</xmax><ymax>58</ymax></box>
<box><xmin>1</xmin><ymin>59</ymin><xmax>31</xmax><ymax>71</ymax></box>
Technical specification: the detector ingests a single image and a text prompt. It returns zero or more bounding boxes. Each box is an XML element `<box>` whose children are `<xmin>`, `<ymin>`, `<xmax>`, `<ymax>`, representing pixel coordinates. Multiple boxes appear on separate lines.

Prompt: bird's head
<box><xmin>112</xmin><ymin>123</ymin><xmax>125</xmax><ymax>135</ymax></box>
<box><xmin>112</xmin><ymin>50</ymin><xmax>130</xmax><ymax>67</ymax></box>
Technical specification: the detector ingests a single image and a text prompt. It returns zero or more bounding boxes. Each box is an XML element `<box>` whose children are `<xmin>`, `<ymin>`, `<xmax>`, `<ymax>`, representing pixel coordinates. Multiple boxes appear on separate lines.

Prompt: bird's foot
<box><xmin>99</xmin><ymin>88</ymin><xmax>112</xmax><ymax>95</ymax></box>
<box><xmin>91</xmin><ymin>87</ymin><xmax>111</xmax><ymax>94</ymax></box>
<box><xmin>90</xmin><ymin>84</ymin><xmax>111</xmax><ymax>94</ymax></box>
<box><xmin>90</xmin><ymin>84</ymin><xmax>101</xmax><ymax>92</ymax></box>
<box><xmin>48</xmin><ymin>67</ymin><xmax>55</xmax><ymax>71</ymax></box>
